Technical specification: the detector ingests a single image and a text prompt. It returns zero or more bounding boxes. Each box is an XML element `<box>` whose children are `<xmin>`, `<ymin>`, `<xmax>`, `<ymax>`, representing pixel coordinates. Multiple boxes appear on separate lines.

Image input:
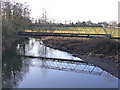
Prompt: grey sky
<box><xmin>16</xmin><ymin>0</ymin><xmax>120</xmax><ymax>23</ymax></box>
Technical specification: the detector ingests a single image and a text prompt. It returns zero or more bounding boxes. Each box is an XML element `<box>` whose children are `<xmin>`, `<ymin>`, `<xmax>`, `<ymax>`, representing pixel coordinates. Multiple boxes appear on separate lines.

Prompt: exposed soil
<box><xmin>41</xmin><ymin>36</ymin><xmax>120</xmax><ymax>78</ymax></box>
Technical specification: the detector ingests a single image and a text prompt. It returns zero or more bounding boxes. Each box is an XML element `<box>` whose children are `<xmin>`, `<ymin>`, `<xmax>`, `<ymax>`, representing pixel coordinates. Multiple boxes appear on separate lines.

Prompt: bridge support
<box><xmin>101</xmin><ymin>24</ymin><xmax>108</xmax><ymax>35</ymax></box>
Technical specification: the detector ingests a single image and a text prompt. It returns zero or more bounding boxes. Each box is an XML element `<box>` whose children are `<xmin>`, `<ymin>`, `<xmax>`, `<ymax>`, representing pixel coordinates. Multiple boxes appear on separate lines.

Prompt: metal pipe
<box><xmin>101</xmin><ymin>24</ymin><xmax>108</xmax><ymax>35</ymax></box>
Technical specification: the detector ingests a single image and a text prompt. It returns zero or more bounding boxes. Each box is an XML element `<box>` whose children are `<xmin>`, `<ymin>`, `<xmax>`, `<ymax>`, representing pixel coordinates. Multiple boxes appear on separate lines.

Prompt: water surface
<box><xmin>3</xmin><ymin>38</ymin><xmax>118</xmax><ymax>88</ymax></box>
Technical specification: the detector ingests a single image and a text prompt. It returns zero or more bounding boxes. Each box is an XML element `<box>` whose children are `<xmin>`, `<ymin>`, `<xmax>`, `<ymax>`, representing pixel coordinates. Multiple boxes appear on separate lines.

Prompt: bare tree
<box><xmin>64</xmin><ymin>20</ymin><xmax>67</xmax><ymax>25</ymax></box>
<box><xmin>38</xmin><ymin>18</ymin><xmax>42</xmax><ymax>24</ymax></box>
<box><xmin>41</xmin><ymin>9</ymin><xmax>47</xmax><ymax>24</ymax></box>
<box><xmin>69</xmin><ymin>20</ymin><xmax>71</xmax><ymax>24</ymax></box>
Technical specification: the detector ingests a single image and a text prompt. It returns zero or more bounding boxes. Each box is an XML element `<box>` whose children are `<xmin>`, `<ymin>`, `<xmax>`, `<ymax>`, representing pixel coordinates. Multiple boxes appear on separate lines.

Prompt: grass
<box><xmin>42</xmin><ymin>36</ymin><xmax>119</xmax><ymax>61</ymax></box>
<box><xmin>25</xmin><ymin>26</ymin><xmax>120</xmax><ymax>38</ymax></box>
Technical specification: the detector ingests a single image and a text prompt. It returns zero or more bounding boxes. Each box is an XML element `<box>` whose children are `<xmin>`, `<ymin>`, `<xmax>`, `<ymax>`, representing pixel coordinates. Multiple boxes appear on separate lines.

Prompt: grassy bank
<box><xmin>42</xmin><ymin>37</ymin><xmax>119</xmax><ymax>63</ymax></box>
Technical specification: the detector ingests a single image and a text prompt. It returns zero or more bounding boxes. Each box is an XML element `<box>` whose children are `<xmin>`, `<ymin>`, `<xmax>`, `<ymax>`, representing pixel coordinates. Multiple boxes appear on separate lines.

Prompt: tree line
<box><xmin>1</xmin><ymin>0</ymin><xmax>32</xmax><ymax>53</ymax></box>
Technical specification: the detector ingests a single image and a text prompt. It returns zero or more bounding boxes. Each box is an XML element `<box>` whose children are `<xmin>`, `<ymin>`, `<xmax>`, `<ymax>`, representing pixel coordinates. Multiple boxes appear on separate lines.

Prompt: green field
<box><xmin>25</xmin><ymin>26</ymin><xmax>120</xmax><ymax>38</ymax></box>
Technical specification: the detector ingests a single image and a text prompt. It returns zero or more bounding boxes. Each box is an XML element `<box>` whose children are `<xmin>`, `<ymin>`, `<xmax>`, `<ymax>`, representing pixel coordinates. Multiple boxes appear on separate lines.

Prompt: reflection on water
<box><xmin>2</xmin><ymin>38</ymin><xmax>118</xmax><ymax>88</ymax></box>
<box><xmin>17</xmin><ymin>38</ymin><xmax>81</xmax><ymax>60</ymax></box>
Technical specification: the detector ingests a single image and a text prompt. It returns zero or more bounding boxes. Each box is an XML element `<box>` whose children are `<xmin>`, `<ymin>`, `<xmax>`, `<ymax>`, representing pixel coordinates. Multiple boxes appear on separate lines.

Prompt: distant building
<box><xmin>86</xmin><ymin>20</ymin><xmax>93</xmax><ymax>25</ymax></box>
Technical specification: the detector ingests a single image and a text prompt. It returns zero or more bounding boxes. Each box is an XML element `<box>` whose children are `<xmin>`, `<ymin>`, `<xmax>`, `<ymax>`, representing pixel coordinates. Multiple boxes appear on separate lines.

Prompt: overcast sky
<box><xmin>15</xmin><ymin>0</ymin><xmax>120</xmax><ymax>23</ymax></box>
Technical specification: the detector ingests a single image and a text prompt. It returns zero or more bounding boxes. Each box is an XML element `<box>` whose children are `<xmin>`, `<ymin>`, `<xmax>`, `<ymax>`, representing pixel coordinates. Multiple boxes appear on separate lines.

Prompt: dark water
<box><xmin>2</xmin><ymin>38</ymin><xmax>118</xmax><ymax>88</ymax></box>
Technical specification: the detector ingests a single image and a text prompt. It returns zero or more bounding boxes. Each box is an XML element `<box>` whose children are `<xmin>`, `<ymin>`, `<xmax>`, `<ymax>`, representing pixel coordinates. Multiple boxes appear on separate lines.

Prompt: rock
<box><xmin>88</xmin><ymin>52</ymin><xmax>94</xmax><ymax>56</ymax></box>
<box><xmin>95</xmin><ymin>54</ymin><xmax>104</xmax><ymax>58</ymax></box>
<box><xmin>109</xmin><ymin>56</ymin><xmax>114</xmax><ymax>58</ymax></box>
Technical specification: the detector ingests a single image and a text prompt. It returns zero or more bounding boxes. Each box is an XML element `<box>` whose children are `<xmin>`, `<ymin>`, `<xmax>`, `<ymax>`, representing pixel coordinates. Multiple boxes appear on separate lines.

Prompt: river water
<box><xmin>2</xmin><ymin>38</ymin><xmax>118</xmax><ymax>88</ymax></box>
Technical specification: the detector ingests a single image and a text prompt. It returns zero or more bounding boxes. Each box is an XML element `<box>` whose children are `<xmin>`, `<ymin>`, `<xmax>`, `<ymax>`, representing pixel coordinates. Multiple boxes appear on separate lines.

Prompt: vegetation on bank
<box><xmin>42</xmin><ymin>37</ymin><xmax>120</xmax><ymax>63</ymax></box>
<box><xmin>2</xmin><ymin>0</ymin><xmax>32</xmax><ymax>53</ymax></box>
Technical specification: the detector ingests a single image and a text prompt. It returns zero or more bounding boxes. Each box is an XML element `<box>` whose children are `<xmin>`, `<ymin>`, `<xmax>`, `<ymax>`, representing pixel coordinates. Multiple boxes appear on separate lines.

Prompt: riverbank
<box><xmin>41</xmin><ymin>37</ymin><xmax>119</xmax><ymax>78</ymax></box>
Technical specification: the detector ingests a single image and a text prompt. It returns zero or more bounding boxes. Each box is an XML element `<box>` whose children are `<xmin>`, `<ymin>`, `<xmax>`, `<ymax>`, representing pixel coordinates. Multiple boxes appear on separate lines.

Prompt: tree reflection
<box><xmin>2</xmin><ymin>43</ymin><xmax>30</xmax><ymax>88</ymax></box>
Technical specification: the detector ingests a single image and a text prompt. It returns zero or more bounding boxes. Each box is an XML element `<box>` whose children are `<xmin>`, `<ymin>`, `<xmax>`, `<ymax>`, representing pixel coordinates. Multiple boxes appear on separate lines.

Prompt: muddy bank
<box><xmin>41</xmin><ymin>37</ymin><xmax>119</xmax><ymax>78</ymax></box>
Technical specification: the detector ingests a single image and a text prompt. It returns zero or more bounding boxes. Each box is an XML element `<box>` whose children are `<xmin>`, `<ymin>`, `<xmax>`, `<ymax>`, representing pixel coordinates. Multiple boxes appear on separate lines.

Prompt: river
<box><xmin>2</xmin><ymin>38</ymin><xmax>118</xmax><ymax>88</ymax></box>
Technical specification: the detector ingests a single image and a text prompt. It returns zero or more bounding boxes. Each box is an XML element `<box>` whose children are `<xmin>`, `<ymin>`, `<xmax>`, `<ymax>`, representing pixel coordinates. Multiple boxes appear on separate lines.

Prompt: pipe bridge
<box><xmin>17</xmin><ymin>24</ymin><xmax>115</xmax><ymax>38</ymax></box>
